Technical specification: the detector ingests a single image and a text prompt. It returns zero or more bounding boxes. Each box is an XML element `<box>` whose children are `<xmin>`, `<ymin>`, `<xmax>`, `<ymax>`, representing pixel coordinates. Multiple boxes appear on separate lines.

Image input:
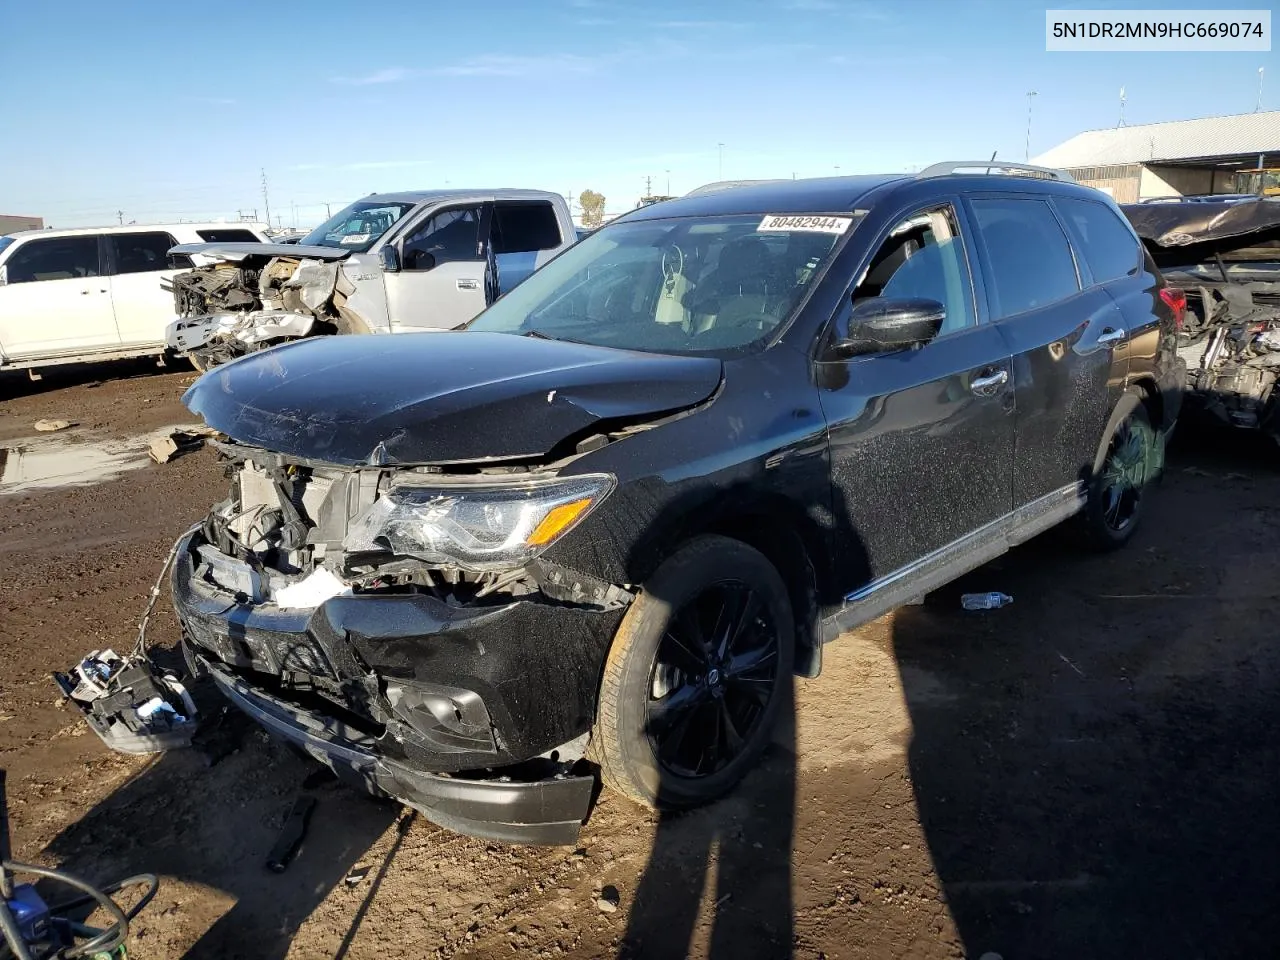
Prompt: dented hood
<box><xmin>168</xmin><ymin>241</ymin><xmax>353</xmax><ymax>262</ymax></box>
<box><xmin>1121</xmin><ymin>199</ymin><xmax>1280</xmax><ymax>248</ymax></box>
<box><xmin>182</xmin><ymin>332</ymin><xmax>723</xmax><ymax>465</ymax></box>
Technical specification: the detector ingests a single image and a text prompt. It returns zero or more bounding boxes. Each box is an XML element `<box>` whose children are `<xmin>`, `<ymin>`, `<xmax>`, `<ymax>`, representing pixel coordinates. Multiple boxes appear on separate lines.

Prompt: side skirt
<box><xmin>818</xmin><ymin>484</ymin><xmax>1084</xmax><ymax>642</ymax></box>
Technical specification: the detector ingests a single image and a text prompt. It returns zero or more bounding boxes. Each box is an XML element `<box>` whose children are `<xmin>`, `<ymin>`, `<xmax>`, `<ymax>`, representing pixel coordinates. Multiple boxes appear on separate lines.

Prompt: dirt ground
<box><xmin>2</xmin><ymin>360</ymin><xmax>1279</xmax><ymax>959</ymax></box>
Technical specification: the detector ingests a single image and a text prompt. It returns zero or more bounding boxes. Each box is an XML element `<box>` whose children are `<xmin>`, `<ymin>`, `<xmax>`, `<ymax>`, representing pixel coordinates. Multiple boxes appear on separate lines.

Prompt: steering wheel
<box><xmin>660</xmin><ymin>244</ymin><xmax>685</xmax><ymax>290</ymax></box>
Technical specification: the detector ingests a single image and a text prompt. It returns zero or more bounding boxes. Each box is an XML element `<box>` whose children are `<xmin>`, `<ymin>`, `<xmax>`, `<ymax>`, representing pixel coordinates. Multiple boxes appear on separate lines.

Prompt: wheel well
<box><xmin>703</xmin><ymin>513</ymin><xmax>823</xmax><ymax>677</ymax></box>
<box><xmin>1132</xmin><ymin>377</ymin><xmax>1163</xmax><ymax>432</ymax></box>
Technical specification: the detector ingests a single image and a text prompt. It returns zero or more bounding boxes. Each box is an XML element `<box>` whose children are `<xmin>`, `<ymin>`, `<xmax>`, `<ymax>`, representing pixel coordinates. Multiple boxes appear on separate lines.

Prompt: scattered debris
<box><xmin>595</xmin><ymin>885</ymin><xmax>620</xmax><ymax>914</ymax></box>
<box><xmin>33</xmin><ymin>418</ymin><xmax>76</xmax><ymax>432</ymax></box>
<box><xmin>147</xmin><ymin>427</ymin><xmax>212</xmax><ymax>464</ymax></box>
<box><xmin>266</xmin><ymin>796</ymin><xmax>316</xmax><ymax>873</ymax></box>
<box><xmin>52</xmin><ymin>650</ymin><xmax>197</xmax><ymax>754</ymax></box>
<box><xmin>960</xmin><ymin>592</ymin><xmax>1013</xmax><ymax>611</ymax></box>
<box><xmin>345</xmin><ymin>865</ymin><xmax>372</xmax><ymax>887</ymax></box>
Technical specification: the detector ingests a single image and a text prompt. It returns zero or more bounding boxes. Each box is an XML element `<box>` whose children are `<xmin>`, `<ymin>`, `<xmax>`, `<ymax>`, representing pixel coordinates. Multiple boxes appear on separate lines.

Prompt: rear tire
<box><xmin>1077</xmin><ymin>391</ymin><xmax>1157</xmax><ymax>551</ymax></box>
<box><xmin>592</xmin><ymin>535</ymin><xmax>794</xmax><ymax>810</ymax></box>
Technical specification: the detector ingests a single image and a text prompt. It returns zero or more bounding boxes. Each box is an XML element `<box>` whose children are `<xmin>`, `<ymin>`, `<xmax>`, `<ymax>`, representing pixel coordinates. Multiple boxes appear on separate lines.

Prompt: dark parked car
<box><xmin>172</xmin><ymin>162</ymin><xmax>1184</xmax><ymax>844</ymax></box>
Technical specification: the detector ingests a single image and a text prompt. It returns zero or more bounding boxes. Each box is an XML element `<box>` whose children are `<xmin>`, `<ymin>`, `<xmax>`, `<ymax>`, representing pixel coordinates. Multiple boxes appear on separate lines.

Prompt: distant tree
<box><xmin>579</xmin><ymin>189</ymin><xmax>606</xmax><ymax>227</ymax></box>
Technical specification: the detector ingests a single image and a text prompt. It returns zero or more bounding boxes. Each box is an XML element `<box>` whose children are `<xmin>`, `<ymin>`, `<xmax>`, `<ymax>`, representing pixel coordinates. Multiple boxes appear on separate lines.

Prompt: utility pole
<box><xmin>1258</xmin><ymin>67</ymin><xmax>1266</xmax><ymax>112</ymax></box>
<box><xmin>644</xmin><ymin>175</ymin><xmax>653</xmax><ymax>197</ymax></box>
<box><xmin>1118</xmin><ymin>86</ymin><xmax>1127</xmax><ymax>127</ymax></box>
<box><xmin>665</xmin><ymin>169</ymin><xmax>671</xmax><ymax>194</ymax></box>
<box><xmin>718</xmin><ymin>143</ymin><xmax>725</xmax><ymax>180</ymax></box>
<box><xmin>324</xmin><ymin>202</ymin><xmax>331</xmax><ymax>219</ymax></box>
<box><xmin>261</xmin><ymin>168</ymin><xmax>272</xmax><ymax>230</ymax></box>
<box><xmin>1025</xmin><ymin>90</ymin><xmax>1037</xmax><ymax>161</ymax></box>
<box><xmin>116</xmin><ymin>210</ymin><xmax>123</xmax><ymax>225</ymax></box>
<box><xmin>291</xmin><ymin>201</ymin><xmax>297</xmax><ymax>229</ymax></box>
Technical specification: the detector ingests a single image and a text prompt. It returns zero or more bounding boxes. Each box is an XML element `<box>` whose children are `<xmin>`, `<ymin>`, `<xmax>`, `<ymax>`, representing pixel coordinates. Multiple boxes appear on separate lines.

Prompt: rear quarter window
<box><xmin>969</xmin><ymin>197</ymin><xmax>1080</xmax><ymax>319</ymax></box>
<box><xmin>1055</xmin><ymin>197</ymin><xmax>1140</xmax><ymax>285</ymax></box>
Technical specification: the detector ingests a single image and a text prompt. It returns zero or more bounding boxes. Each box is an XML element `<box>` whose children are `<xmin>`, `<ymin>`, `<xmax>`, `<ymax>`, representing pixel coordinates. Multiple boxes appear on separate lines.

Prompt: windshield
<box><xmin>468</xmin><ymin>213</ymin><xmax>858</xmax><ymax>354</ymax></box>
<box><xmin>299</xmin><ymin>200</ymin><xmax>417</xmax><ymax>252</ymax></box>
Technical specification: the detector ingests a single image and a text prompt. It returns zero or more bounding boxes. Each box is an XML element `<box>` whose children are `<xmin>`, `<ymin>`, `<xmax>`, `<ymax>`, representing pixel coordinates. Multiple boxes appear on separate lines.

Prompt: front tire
<box><xmin>592</xmin><ymin>535</ymin><xmax>794</xmax><ymax>810</ymax></box>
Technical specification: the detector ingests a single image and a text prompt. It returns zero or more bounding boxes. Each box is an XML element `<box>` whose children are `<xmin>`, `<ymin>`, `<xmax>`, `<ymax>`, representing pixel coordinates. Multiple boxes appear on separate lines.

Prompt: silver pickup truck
<box><xmin>164</xmin><ymin>189</ymin><xmax>576</xmax><ymax>369</ymax></box>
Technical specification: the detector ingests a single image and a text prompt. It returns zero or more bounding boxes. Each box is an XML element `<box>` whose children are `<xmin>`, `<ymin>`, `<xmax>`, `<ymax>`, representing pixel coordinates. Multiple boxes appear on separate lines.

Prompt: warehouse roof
<box><xmin>1032</xmin><ymin>110</ymin><xmax>1280</xmax><ymax>168</ymax></box>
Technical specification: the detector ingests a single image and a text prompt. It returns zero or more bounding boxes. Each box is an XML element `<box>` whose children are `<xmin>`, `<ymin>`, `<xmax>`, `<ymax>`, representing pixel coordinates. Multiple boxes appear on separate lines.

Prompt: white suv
<box><xmin>0</xmin><ymin>222</ymin><xmax>270</xmax><ymax>374</ymax></box>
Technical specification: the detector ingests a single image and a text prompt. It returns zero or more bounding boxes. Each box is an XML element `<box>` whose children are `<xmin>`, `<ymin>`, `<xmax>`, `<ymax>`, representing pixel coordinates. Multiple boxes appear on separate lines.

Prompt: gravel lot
<box><xmin>2</xmin><ymin>361</ymin><xmax>1278</xmax><ymax>959</ymax></box>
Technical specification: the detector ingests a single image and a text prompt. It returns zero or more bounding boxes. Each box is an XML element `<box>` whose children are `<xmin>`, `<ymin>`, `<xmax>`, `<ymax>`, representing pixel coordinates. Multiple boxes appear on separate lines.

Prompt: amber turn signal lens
<box><xmin>526</xmin><ymin>498</ymin><xmax>594</xmax><ymax>546</ymax></box>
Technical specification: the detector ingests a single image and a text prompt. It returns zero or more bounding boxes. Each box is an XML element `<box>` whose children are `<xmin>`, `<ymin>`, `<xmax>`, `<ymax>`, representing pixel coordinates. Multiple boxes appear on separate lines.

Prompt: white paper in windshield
<box><xmin>340</xmin><ymin>233</ymin><xmax>371</xmax><ymax>245</ymax></box>
<box><xmin>757</xmin><ymin>214</ymin><xmax>852</xmax><ymax>234</ymax></box>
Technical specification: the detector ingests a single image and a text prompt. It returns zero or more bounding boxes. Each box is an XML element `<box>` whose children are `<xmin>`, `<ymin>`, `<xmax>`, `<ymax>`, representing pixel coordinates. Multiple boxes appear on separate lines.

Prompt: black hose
<box><xmin>0</xmin><ymin>860</ymin><xmax>148</xmax><ymax>959</ymax></box>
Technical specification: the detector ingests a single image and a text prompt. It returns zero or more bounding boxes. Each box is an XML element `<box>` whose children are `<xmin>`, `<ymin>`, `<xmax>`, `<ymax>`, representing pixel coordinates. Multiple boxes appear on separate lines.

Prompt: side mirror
<box><xmin>380</xmin><ymin>245</ymin><xmax>401</xmax><ymax>274</ymax></box>
<box><xmin>832</xmin><ymin>297</ymin><xmax>946</xmax><ymax>357</ymax></box>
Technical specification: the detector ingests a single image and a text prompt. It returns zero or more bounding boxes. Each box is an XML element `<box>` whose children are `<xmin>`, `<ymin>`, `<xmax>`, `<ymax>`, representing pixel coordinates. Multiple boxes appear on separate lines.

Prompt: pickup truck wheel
<box><xmin>1078</xmin><ymin>392</ymin><xmax>1156</xmax><ymax>551</ymax></box>
<box><xmin>592</xmin><ymin>535</ymin><xmax>793</xmax><ymax>811</ymax></box>
<box><xmin>188</xmin><ymin>354</ymin><xmax>209</xmax><ymax>374</ymax></box>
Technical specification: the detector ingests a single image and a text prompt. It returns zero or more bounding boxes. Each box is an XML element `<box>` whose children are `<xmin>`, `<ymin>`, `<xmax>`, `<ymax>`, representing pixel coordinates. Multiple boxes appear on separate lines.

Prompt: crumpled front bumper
<box><xmin>196</xmin><ymin>652</ymin><xmax>595</xmax><ymax>845</ymax></box>
<box><xmin>171</xmin><ymin>532</ymin><xmax>625</xmax><ymax>845</ymax></box>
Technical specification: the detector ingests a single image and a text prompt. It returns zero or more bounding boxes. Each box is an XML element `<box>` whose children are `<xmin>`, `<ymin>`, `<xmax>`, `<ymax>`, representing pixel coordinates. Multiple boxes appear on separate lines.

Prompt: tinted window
<box><xmin>4</xmin><ymin>236</ymin><xmax>99</xmax><ymax>283</ymax></box>
<box><xmin>970</xmin><ymin>198</ymin><xmax>1080</xmax><ymax>318</ymax></box>
<box><xmin>197</xmin><ymin>228</ymin><xmax>262</xmax><ymax>243</ymax></box>
<box><xmin>110</xmin><ymin>231</ymin><xmax>189</xmax><ymax>274</ymax></box>
<box><xmin>0</xmin><ymin>237</ymin><xmax>14</xmax><ymax>257</ymax></box>
<box><xmin>492</xmin><ymin>202</ymin><xmax>562</xmax><ymax>253</ymax></box>
<box><xmin>855</xmin><ymin>205</ymin><xmax>975</xmax><ymax>336</ymax></box>
<box><xmin>1055</xmin><ymin>197</ymin><xmax>1140</xmax><ymax>284</ymax></box>
<box><xmin>401</xmin><ymin>207</ymin><xmax>482</xmax><ymax>271</ymax></box>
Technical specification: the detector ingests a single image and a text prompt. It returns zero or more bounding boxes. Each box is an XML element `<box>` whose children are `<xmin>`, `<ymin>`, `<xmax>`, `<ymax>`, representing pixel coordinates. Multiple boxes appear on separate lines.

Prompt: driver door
<box><xmin>384</xmin><ymin>204</ymin><xmax>488</xmax><ymax>332</ymax></box>
<box><xmin>816</xmin><ymin>201</ymin><xmax>1015</xmax><ymax>594</ymax></box>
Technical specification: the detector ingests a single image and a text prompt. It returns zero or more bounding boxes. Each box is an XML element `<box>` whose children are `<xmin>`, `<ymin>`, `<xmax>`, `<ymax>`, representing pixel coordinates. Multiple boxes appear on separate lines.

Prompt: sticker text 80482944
<box><xmin>756</xmin><ymin>214</ymin><xmax>852</xmax><ymax>235</ymax></box>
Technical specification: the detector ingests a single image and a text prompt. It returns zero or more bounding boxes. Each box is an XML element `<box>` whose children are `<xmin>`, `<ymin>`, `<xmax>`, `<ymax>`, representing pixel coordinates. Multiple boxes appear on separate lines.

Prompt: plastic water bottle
<box><xmin>960</xmin><ymin>592</ymin><xmax>1013</xmax><ymax>611</ymax></box>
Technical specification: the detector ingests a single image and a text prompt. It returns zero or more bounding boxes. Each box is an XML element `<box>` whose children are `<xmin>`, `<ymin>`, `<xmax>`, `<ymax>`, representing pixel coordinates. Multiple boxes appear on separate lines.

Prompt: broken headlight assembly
<box><xmin>342</xmin><ymin>473</ymin><xmax>615</xmax><ymax>572</ymax></box>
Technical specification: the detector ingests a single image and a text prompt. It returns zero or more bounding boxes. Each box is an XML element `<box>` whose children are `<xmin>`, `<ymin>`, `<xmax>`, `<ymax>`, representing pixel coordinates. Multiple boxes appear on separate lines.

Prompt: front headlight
<box><xmin>342</xmin><ymin>473</ymin><xmax>615</xmax><ymax>572</ymax></box>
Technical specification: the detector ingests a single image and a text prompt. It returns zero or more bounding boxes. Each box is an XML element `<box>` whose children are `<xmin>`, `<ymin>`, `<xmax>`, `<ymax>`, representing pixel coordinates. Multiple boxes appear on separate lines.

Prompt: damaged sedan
<box><xmin>1122</xmin><ymin>198</ymin><xmax>1280</xmax><ymax>437</ymax></box>
<box><xmin>164</xmin><ymin>189</ymin><xmax>576</xmax><ymax>369</ymax></box>
<box><xmin>173</xmin><ymin>168</ymin><xmax>1181</xmax><ymax>844</ymax></box>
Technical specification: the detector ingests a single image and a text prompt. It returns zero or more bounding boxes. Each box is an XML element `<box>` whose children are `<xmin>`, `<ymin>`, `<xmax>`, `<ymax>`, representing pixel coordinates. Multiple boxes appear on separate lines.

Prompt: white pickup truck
<box><xmin>165</xmin><ymin>189</ymin><xmax>577</xmax><ymax>369</ymax></box>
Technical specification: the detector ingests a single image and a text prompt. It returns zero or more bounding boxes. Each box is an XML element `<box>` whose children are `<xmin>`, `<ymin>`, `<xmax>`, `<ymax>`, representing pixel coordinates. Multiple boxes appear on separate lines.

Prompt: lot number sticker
<box><xmin>757</xmin><ymin>214</ymin><xmax>852</xmax><ymax>234</ymax></box>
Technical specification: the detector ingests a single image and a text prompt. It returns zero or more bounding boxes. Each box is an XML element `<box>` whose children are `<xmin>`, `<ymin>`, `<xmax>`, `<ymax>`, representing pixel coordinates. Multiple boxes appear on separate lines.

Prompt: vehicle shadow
<box><xmin>892</xmin><ymin>426</ymin><xmax>1280</xmax><ymax>958</ymax></box>
<box><xmin>43</xmin><ymin>695</ymin><xmax>398</xmax><ymax>960</ymax></box>
<box><xmin>618</xmin><ymin>473</ymin><xmax>866</xmax><ymax>958</ymax></box>
<box><xmin>0</xmin><ymin>356</ymin><xmax>189</xmax><ymax>401</ymax></box>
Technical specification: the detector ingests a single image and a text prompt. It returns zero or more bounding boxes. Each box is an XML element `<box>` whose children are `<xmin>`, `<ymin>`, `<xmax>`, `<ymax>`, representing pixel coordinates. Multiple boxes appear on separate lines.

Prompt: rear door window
<box><xmin>4</xmin><ymin>236</ymin><xmax>101</xmax><ymax>283</ymax></box>
<box><xmin>969</xmin><ymin>198</ymin><xmax>1080</xmax><ymax>319</ymax></box>
<box><xmin>196</xmin><ymin>228</ymin><xmax>262</xmax><ymax>243</ymax></box>
<box><xmin>1054</xmin><ymin>197</ymin><xmax>1140</xmax><ymax>284</ymax></box>
<box><xmin>491</xmin><ymin>202</ymin><xmax>563</xmax><ymax>253</ymax></box>
<box><xmin>107</xmin><ymin>231</ymin><xmax>192</xmax><ymax>274</ymax></box>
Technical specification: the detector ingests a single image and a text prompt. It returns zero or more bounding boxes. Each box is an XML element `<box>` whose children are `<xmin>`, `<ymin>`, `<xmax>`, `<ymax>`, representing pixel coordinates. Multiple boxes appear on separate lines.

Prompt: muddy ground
<box><xmin>1</xmin><ymin>360</ymin><xmax>1278</xmax><ymax>959</ymax></box>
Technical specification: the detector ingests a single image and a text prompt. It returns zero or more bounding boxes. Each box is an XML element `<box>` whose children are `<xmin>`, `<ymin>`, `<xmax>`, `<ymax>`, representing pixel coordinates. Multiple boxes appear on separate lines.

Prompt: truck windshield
<box><xmin>468</xmin><ymin>213</ymin><xmax>859</xmax><ymax>355</ymax></box>
<box><xmin>299</xmin><ymin>200</ymin><xmax>417</xmax><ymax>252</ymax></box>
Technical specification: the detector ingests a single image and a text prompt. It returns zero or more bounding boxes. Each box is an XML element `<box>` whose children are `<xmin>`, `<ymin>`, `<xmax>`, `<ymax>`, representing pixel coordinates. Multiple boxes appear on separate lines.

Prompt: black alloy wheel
<box><xmin>645</xmin><ymin>581</ymin><xmax>781</xmax><ymax>779</ymax></box>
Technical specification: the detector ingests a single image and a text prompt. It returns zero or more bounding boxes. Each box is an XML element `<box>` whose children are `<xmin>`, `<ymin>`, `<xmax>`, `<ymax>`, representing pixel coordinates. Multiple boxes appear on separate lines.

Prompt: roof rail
<box><xmin>916</xmin><ymin>161</ymin><xmax>1076</xmax><ymax>183</ymax></box>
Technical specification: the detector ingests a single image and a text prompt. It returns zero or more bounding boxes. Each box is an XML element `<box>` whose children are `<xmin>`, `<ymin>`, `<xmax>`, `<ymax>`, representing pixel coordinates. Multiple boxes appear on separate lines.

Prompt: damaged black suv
<box><xmin>172</xmin><ymin>163</ymin><xmax>1184</xmax><ymax>844</ymax></box>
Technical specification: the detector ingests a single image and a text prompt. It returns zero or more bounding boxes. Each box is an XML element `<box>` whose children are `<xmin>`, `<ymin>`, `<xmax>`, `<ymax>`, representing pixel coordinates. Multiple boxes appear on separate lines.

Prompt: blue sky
<box><xmin>0</xmin><ymin>0</ymin><xmax>1273</xmax><ymax>228</ymax></box>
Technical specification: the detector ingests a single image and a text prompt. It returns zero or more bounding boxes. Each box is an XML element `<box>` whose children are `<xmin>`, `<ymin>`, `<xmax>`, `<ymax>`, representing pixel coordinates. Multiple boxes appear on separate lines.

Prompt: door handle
<box><xmin>1097</xmin><ymin>327</ymin><xmax>1127</xmax><ymax>346</ymax></box>
<box><xmin>970</xmin><ymin>369</ymin><xmax>1008</xmax><ymax>397</ymax></box>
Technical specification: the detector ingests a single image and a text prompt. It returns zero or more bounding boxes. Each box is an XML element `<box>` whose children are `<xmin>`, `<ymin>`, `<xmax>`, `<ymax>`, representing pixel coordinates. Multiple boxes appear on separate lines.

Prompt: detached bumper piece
<box><xmin>200</xmin><ymin>655</ymin><xmax>594</xmax><ymax>845</ymax></box>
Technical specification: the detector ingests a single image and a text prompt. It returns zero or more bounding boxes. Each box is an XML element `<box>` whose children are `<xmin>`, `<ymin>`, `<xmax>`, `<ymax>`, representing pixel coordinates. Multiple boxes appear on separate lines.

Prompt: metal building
<box><xmin>1032</xmin><ymin>110</ymin><xmax>1280</xmax><ymax>202</ymax></box>
<box><xmin>0</xmin><ymin>214</ymin><xmax>44</xmax><ymax>234</ymax></box>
